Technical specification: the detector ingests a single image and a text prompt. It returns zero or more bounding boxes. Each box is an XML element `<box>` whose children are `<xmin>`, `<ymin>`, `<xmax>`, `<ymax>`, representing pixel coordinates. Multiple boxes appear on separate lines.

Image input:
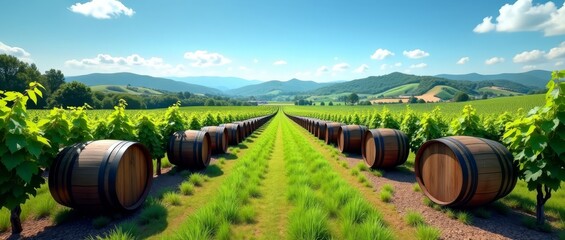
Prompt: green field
<box><xmin>478</xmin><ymin>86</ymin><xmax>522</xmax><ymax>96</ymax></box>
<box><xmin>373</xmin><ymin>83</ymin><xmax>419</xmax><ymax>98</ymax></box>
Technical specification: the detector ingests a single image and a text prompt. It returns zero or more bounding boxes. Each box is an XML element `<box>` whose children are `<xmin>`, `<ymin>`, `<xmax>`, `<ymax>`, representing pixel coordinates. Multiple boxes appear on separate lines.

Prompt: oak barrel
<box><xmin>201</xmin><ymin>126</ymin><xmax>228</xmax><ymax>154</ymax></box>
<box><xmin>337</xmin><ymin>125</ymin><xmax>368</xmax><ymax>153</ymax></box>
<box><xmin>219</xmin><ymin>123</ymin><xmax>241</xmax><ymax>145</ymax></box>
<box><xmin>167</xmin><ymin>130</ymin><xmax>211</xmax><ymax>170</ymax></box>
<box><xmin>48</xmin><ymin>140</ymin><xmax>153</xmax><ymax>211</ymax></box>
<box><xmin>325</xmin><ymin>122</ymin><xmax>345</xmax><ymax>145</ymax></box>
<box><xmin>415</xmin><ymin>136</ymin><xmax>517</xmax><ymax>207</ymax></box>
<box><xmin>233</xmin><ymin>121</ymin><xmax>249</xmax><ymax>138</ymax></box>
<box><xmin>362</xmin><ymin>128</ymin><xmax>409</xmax><ymax>168</ymax></box>
<box><xmin>317</xmin><ymin>121</ymin><xmax>330</xmax><ymax>140</ymax></box>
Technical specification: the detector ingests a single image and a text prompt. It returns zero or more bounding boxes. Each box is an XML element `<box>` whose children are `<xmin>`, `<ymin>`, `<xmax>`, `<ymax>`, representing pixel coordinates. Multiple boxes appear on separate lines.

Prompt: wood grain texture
<box><xmin>362</xmin><ymin>128</ymin><xmax>409</xmax><ymax>169</ymax></box>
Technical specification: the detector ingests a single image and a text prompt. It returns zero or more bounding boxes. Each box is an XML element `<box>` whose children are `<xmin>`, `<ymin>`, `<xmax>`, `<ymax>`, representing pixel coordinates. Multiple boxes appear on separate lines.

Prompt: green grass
<box><xmin>405</xmin><ymin>211</ymin><xmax>426</xmax><ymax>227</ymax></box>
<box><xmin>370</xmin><ymin>169</ymin><xmax>383</xmax><ymax>177</ymax></box>
<box><xmin>380</xmin><ymin>189</ymin><xmax>393</xmax><ymax>203</ymax></box>
<box><xmin>137</xmin><ymin>200</ymin><xmax>167</xmax><ymax>226</ymax></box>
<box><xmin>340</xmin><ymin>161</ymin><xmax>349</xmax><ymax>169</ymax></box>
<box><xmin>382</xmin><ymin>184</ymin><xmax>394</xmax><ymax>194</ymax></box>
<box><xmin>188</xmin><ymin>173</ymin><xmax>206</xmax><ymax>187</ymax></box>
<box><xmin>162</xmin><ymin>192</ymin><xmax>182</xmax><ymax>206</ymax></box>
<box><xmin>288</xmin><ymin>206</ymin><xmax>331</xmax><ymax>240</ymax></box>
<box><xmin>356</xmin><ymin>162</ymin><xmax>370</xmax><ymax>172</ymax></box>
<box><xmin>92</xmin><ymin>216</ymin><xmax>112</xmax><ymax>229</ymax></box>
<box><xmin>179</xmin><ymin>182</ymin><xmax>195</xmax><ymax>195</ymax></box>
<box><xmin>415</xmin><ymin>225</ymin><xmax>441</xmax><ymax>240</ymax></box>
<box><xmin>373</xmin><ymin>83</ymin><xmax>420</xmax><ymax>98</ymax></box>
<box><xmin>413</xmin><ymin>183</ymin><xmax>421</xmax><ymax>192</ymax></box>
<box><xmin>521</xmin><ymin>216</ymin><xmax>553</xmax><ymax>232</ymax></box>
<box><xmin>445</xmin><ymin>208</ymin><xmax>456</xmax><ymax>219</ymax></box>
<box><xmin>423</xmin><ymin>197</ymin><xmax>434</xmax><ymax>208</ymax></box>
<box><xmin>456</xmin><ymin>211</ymin><xmax>473</xmax><ymax>225</ymax></box>
<box><xmin>350</xmin><ymin>168</ymin><xmax>360</xmax><ymax>176</ymax></box>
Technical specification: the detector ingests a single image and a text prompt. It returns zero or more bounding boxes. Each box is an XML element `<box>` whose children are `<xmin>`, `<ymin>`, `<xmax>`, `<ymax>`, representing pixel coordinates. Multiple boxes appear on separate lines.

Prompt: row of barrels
<box><xmin>285</xmin><ymin>113</ymin><xmax>517</xmax><ymax>208</ymax></box>
<box><xmin>48</xmin><ymin>113</ymin><xmax>275</xmax><ymax>212</ymax></box>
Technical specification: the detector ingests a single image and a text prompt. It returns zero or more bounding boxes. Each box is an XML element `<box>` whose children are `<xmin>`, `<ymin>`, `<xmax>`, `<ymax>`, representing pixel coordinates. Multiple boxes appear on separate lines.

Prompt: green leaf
<box><xmin>525</xmin><ymin>168</ymin><xmax>543</xmax><ymax>182</ymax></box>
<box><xmin>26</xmin><ymin>90</ymin><xmax>37</xmax><ymax>104</ymax></box>
<box><xmin>16</xmin><ymin>161</ymin><xmax>38</xmax><ymax>183</ymax></box>
<box><xmin>2</xmin><ymin>153</ymin><xmax>24</xmax><ymax>171</ymax></box>
<box><xmin>549</xmin><ymin>138</ymin><xmax>565</xmax><ymax>156</ymax></box>
<box><xmin>5</xmin><ymin>133</ymin><xmax>27</xmax><ymax>153</ymax></box>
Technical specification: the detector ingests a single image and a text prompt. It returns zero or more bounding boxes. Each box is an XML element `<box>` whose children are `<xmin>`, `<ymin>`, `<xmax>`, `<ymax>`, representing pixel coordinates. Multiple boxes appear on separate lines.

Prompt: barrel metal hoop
<box><xmin>61</xmin><ymin>143</ymin><xmax>83</xmax><ymax>206</ymax></box>
<box><xmin>484</xmin><ymin>139</ymin><xmax>512</xmax><ymax>199</ymax></box>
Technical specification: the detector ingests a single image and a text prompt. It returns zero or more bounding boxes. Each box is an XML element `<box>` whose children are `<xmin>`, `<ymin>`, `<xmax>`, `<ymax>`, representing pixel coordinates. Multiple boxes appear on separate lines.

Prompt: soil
<box><xmin>343</xmin><ymin>154</ymin><xmax>560</xmax><ymax>240</ymax></box>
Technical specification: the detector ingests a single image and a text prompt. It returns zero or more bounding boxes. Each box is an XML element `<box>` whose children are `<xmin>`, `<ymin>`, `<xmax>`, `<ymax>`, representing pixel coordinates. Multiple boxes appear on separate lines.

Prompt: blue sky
<box><xmin>1</xmin><ymin>0</ymin><xmax>564</xmax><ymax>82</ymax></box>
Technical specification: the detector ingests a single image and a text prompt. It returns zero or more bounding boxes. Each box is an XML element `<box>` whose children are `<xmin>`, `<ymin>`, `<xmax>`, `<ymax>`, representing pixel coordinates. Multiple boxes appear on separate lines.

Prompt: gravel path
<box><xmin>343</xmin><ymin>154</ymin><xmax>559</xmax><ymax>240</ymax></box>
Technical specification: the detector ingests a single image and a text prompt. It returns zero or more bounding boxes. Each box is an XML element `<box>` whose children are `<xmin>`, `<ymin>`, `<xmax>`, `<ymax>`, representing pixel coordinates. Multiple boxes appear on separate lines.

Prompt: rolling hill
<box><xmin>436</xmin><ymin>70</ymin><xmax>551</xmax><ymax>88</ymax></box>
<box><xmin>90</xmin><ymin>85</ymin><xmax>164</xmax><ymax>95</ymax></box>
<box><xmin>67</xmin><ymin>72</ymin><xmax>223</xmax><ymax>95</ymax></box>
<box><xmin>310</xmin><ymin>72</ymin><xmax>537</xmax><ymax>100</ymax></box>
<box><xmin>227</xmin><ymin>79</ymin><xmax>335</xmax><ymax>97</ymax></box>
<box><xmin>170</xmin><ymin>76</ymin><xmax>262</xmax><ymax>91</ymax></box>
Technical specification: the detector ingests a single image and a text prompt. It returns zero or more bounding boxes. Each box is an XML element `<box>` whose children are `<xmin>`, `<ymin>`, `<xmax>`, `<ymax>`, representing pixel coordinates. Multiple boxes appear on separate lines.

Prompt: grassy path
<box><xmin>231</xmin><ymin>118</ymin><xmax>291</xmax><ymax>240</ymax></box>
<box><xmin>285</xmin><ymin>114</ymin><xmax>418</xmax><ymax>240</ymax></box>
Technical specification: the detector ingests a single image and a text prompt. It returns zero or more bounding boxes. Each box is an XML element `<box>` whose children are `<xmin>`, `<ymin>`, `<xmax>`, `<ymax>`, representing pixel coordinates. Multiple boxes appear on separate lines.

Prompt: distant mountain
<box><xmin>67</xmin><ymin>72</ymin><xmax>223</xmax><ymax>95</ymax></box>
<box><xmin>436</xmin><ymin>70</ymin><xmax>551</xmax><ymax>88</ymax></box>
<box><xmin>170</xmin><ymin>76</ymin><xmax>262</xmax><ymax>91</ymax></box>
<box><xmin>227</xmin><ymin>79</ymin><xmax>336</xmax><ymax>96</ymax></box>
<box><xmin>311</xmin><ymin>72</ymin><xmax>537</xmax><ymax>96</ymax></box>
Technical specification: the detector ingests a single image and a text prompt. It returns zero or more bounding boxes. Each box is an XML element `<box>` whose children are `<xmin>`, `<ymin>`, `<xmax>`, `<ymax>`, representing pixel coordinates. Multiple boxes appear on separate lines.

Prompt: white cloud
<box><xmin>332</xmin><ymin>62</ymin><xmax>349</xmax><ymax>72</ymax></box>
<box><xmin>409</xmin><ymin>63</ymin><xmax>427</xmax><ymax>69</ymax></box>
<box><xmin>523</xmin><ymin>65</ymin><xmax>538</xmax><ymax>70</ymax></box>
<box><xmin>273</xmin><ymin>60</ymin><xmax>287</xmax><ymax>65</ymax></box>
<box><xmin>473</xmin><ymin>17</ymin><xmax>496</xmax><ymax>33</ymax></box>
<box><xmin>353</xmin><ymin>64</ymin><xmax>369</xmax><ymax>73</ymax></box>
<box><xmin>380</xmin><ymin>62</ymin><xmax>403</xmax><ymax>71</ymax></box>
<box><xmin>457</xmin><ymin>57</ymin><xmax>470</xmax><ymax>65</ymax></box>
<box><xmin>513</xmin><ymin>49</ymin><xmax>545</xmax><ymax>63</ymax></box>
<box><xmin>316</xmin><ymin>66</ymin><xmax>329</xmax><ymax>76</ymax></box>
<box><xmin>0</xmin><ymin>42</ymin><xmax>31</xmax><ymax>61</ymax></box>
<box><xmin>370</xmin><ymin>48</ymin><xmax>394</xmax><ymax>60</ymax></box>
<box><xmin>403</xmin><ymin>49</ymin><xmax>430</xmax><ymax>59</ymax></box>
<box><xmin>183</xmin><ymin>50</ymin><xmax>231</xmax><ymax>67</ymax></box>
<box><xmin>473</xmin><ymin>0</ymin><xmax>565</xmax><ymax>36</ymax></box>
<box><xmin>65</xmin><ymin>53</ymin><xmax>188</xmax><ymax>76</ymax></box>
<box><xmin>239</xmin><ymin>66</ymin><xmax>249</xmax><ymax>71</ymax></box>
<box><xmin>69</xmin><ymin>0</ymin><xmax>135</xmax><ymax>19</ymax></box>
<box><xmin>556</xmin><ymin>61</ymin><xmax>564</xmax><ymax>66</ymax></box>
<box><xmin>485</xmin><ymin>57</ymin><xmax>505</xmax><ymax>65</ymax></box>
<box><xmin>546</xmin><ymin>41</ymin><xmax>565</xmax><ymax>59</ymax></box>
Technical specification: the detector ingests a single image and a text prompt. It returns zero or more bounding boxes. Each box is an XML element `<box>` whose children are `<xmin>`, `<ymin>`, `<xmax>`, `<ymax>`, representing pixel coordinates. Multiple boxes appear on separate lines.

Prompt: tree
<box><xmin>328</xmin><ymin>101</ymin><xmax>334</xmax><ymax>106</ymax></box>
<box><xmin>408</xmin><ymin>96</ymin><xmax>418</xmax><ymax>104</ymax></box>
<box><xmin>0</xmin><ymin>82</ymin><xmax>50</xmax><ymax>234</ymax></box>
<box><xmin>320</xmin><ymin>101</ymin><xmax>325</xmax><ymax>106</ymax></box>
<box><xmin>452</xmin><ymin>92</ymin><xmax>470</xmax><ymax>102</ymax></box>
<box><xmin>204</xmin><ymin>99</ymin><xmax>216</xmax><ymax>106</ymax></box>
<box><xmin>43</xmin><ymin>69</ymin><xmax>65</xmax><ymax>94</ymax></box>
<box><xmin>348</xmin><ymin>93</ymin><xmax>359</xmax><ymax>105</ymax></box>
<box><xmin>0</xmin><ymin>54</ymin><xmax>31</xmax><ymax>93</ymax></box>
<box><xmin>503</xmin><ymin>70</ymin><xmax>565</xmax><ymax>226</ymax></box>
<box><xmin>48</xmin><ymin>81</ymin><xmax>94</xmax><ymax>108</ymax></box>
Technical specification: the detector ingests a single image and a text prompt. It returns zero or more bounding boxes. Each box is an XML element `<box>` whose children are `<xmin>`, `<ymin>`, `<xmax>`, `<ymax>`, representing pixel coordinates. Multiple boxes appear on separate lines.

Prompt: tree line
<box><xmin>0</xmin><ymin>54</ymin><xmax>256</xmax><ymax>109</ymax></box>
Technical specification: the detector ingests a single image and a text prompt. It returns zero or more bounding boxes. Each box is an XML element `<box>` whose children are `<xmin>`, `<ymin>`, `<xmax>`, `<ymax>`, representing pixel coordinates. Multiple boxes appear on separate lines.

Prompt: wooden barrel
<box><xmin>201</xmin><ymin>126</ymin><xmax>228</xmax><ymax>154</ymax></box>
<box><xmin>317</xmin><ymin>121</ymin><xmax>330</xmax><ymax>140</ymax></box>
<box><xmin>337</xmin><ymin>125</ymin><xmax>368</xmax><ymax>153</ymax></box>
<box><xmin>233</xmin><ymin>121</ymin><xmax>249</xmax><ymax>138</ymax></box>
<box><xmin>325</xmin><ymin>122</ymin><xmax>345</xmax><ymax>145</ymax></box>
<box><xmin>219</xmin><ymin>123</ymin><xmax>241</xmax><ymax>145</ymax></box>
<box><xmin>362</xmin><ymin>129</ymin><xmax>409</xmax><ymax>168</ymax></box>
<box><xmin>415</xmin><ymin>136</ymin><xmax>517</xmax><ymax>207</ymax></box>
<box><xmin>167</xmin><ymin>130</ymin><xmax>211</xmax><ymax>170</ymax></box>
<box><xmin>48</xmin><ymin>140</ymin><xmax>153</xmax><ymax>212</ymax></box>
